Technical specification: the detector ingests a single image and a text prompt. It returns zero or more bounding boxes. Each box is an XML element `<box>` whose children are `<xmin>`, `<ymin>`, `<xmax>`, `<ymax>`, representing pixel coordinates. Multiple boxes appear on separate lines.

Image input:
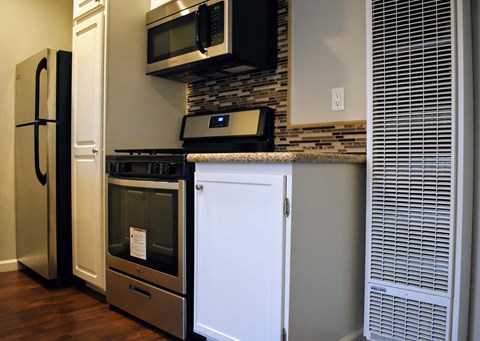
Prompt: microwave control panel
<box><xmin>210</xmin><ymin>2</ymin><xmax>224</xmax><ymax>46</ymax></box>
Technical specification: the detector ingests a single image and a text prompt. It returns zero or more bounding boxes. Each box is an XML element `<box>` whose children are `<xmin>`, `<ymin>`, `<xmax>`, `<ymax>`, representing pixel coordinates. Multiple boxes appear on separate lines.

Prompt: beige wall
<box><xmin>106</xmin><ymin>0</ymin><xmax>185</xmax><ymax>153</ymax></box>
<box><xmin>289</xmin><ymin>0</ymin><xmax>366</xmax><ymax>125</ymax></box>
<box><xmin>0</xmin><ymin>0</ymin><xmax>72</xmax><ymax>266</ymax></box>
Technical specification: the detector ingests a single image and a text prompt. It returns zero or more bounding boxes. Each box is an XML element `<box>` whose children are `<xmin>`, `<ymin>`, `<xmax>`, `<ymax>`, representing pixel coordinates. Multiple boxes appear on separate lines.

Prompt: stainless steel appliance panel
<box><xmin>46</xmin><ymin>122</ymin><xmax>58</xmax><ymax>275</ymax></box>
<box><xmin>182</xmin><ymin>109</ymin><xmax>261</xmax><ymax>138</ymax></box>
<box><xmin>146</xmin><ymin>0</ymin><xmax>205</xmax><ymax>25</ymax></box>
<box><xmin>15</xmin><ymin>49</ymin><xmax>72</xmax><ymax>285</ymax></box>
<box><xmin>15</xmin><ymin>49</ymin><xmax>57</xmax><ymax>124</ymax></box>
<box><xmin>15</xmin><ymin>123</ymin><xmax>57</xmax><ymax>278</ymax></box>
<box><xmin>204</xmin><ymin>0</ymin><xmax>232</xmax><ymax>58</ymax></box>
<box><xmin>107</xmin><ymin>268</ymin><xmax>186</xmax><ymax>340</ymax></box>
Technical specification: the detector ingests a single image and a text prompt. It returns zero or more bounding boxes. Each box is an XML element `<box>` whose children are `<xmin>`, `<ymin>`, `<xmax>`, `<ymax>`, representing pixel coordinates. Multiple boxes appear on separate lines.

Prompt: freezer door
<box><xmin>15</xmin><ymin>123</ymin><xmax>57</xmax><ymax>279</ymax></box>
<box><xmin>15</xmin><ymin>49</ymin><xmax>58</xmax><ymax>125</ymax></box>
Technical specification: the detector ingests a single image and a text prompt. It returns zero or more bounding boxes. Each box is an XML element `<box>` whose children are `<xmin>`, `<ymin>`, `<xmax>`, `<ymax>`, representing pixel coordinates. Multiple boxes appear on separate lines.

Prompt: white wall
<box><xmin>289</xmin><ymin>0</ymin><xmax>366</xmax><ymax>125</ymax></box>
<box><xmin>0</xmin><ymin>0</ymin><xmax>72</xmax><ymax>269</ymax></box>
<box><xmin>106</xmin><ymin>0</ymin><xmax>185</xmax><ymax>153</ymax></box>
<box><xmin>469</xmin><ymin>0</ymin><xmax>480</xmax><ymax>338</ymax></box>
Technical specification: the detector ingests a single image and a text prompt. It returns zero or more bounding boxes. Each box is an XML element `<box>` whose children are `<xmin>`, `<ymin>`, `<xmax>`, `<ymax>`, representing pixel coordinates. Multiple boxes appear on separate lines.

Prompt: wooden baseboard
<box><xmin>0</xmin><ymin>259</ymin><xmax>20</xmax><ymax>273</ymax></box>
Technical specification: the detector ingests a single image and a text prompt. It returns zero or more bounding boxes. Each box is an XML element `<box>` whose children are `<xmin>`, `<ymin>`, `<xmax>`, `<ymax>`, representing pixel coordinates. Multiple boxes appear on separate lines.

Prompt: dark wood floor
<box><xmin>0</xmin><ymin>270</ymin><xmax>178</xmax><ymax>340</ymax></box>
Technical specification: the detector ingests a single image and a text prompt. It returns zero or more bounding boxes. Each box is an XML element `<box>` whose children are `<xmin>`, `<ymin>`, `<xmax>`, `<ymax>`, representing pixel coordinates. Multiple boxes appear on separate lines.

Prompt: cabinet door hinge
<box><xmin>284</xmin><ymin>198</ymin><xmax>290</xmax><ymax>217</ymax></box>
<box><xmin>282</xmin><ymin>328</ymin><xmax>287</xmax><ymax>341</ymax></box>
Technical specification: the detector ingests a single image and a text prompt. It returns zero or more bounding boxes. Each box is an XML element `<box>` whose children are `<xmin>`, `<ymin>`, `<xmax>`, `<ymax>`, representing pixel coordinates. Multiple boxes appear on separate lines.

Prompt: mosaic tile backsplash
<box><xmin>186</xmin><ymin>0</ymin><xmax>367</xmax><ymax>154</ymax></box>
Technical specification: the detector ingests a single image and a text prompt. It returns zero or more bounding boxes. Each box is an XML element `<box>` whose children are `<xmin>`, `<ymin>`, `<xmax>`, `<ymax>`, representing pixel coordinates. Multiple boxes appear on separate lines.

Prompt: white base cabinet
<box><xmin>194</xmin><ymin>162</ymin><xmax>366</xmax><ymax>341</ymax></box>
<box><xmin>194</xmin><ymin>172</ymin><xmax>286</xmax><ymax>341</ymax></box>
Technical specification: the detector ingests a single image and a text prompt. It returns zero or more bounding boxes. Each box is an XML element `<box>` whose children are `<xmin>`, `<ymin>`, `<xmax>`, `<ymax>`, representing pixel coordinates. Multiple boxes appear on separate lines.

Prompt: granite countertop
<box><xmin>187</xmin><ymin>152</ymin><xmax>366</xmax><ymax>164</ymax></box>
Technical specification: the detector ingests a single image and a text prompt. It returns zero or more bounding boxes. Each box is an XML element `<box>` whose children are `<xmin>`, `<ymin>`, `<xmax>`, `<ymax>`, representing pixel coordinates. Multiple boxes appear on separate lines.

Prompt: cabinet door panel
<box><xmin>194</xmin><ymin>172</ymin><xmax>286</xmax><ymax>341</ymax></box>
<box><xmin>73</xmin><ymin>0</ymin><xmax>104</xmax><ymax>20</ymax></box>
<box><xmin>72</xmin><ymin>13</ymin><xmax>103</xmax><ymax>151</ymax></box>
<box><xmin>71</xmin><ymin>10</ymin><xmax>105</xmax><ymax>289</ymax></box>
<box><xmin>72</xmin><ymin>155</ymin><xmax>103</xmax><ymax>279</ymax></box>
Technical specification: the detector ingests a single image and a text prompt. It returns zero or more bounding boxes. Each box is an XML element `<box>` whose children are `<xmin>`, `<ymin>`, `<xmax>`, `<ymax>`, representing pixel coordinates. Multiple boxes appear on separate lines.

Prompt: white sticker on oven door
<box><xmin>130</xmin><ymin>227</ymin><xmax>147</xmax><ymax>260</ymax></box>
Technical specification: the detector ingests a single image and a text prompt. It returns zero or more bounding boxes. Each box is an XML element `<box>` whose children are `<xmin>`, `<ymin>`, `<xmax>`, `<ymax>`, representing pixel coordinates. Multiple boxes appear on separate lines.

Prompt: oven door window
<box><xmin>108</xmin><ymin>183</ymin><xmax>179</xmax><ymax>276</ymax></box>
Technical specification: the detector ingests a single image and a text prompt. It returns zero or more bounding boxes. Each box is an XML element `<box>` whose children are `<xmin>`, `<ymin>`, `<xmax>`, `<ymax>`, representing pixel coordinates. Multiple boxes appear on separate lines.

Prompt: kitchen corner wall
<box><xmin>106</xmin><ymin>0</ymin><xmax>185</xmax><ymax>153</ymax></box>
<box><xmin>0</xmin><ymin>0</ymin><xmax>73</xmax><ymax>268</ymax></box>
<box><xmin>187</xmin><ymin>0</ymin><xmax>367</xmax><ymax>154</ymax></box>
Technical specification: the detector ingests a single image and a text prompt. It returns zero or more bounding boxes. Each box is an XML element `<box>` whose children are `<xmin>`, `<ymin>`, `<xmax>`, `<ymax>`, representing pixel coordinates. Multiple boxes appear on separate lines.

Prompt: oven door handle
<box><xmin>108</xmin><ymin>177</ymin><xmax>179</xmax><ymax>190</ymax></box>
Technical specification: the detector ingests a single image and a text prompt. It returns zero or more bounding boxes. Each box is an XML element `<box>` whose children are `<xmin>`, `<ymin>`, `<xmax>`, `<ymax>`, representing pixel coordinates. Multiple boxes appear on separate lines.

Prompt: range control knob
<box><xmin>158</xmin><ymin>162</ymin><xmax>166</xmax><ymax>175</ymax></box>
<box><xmin>109</xmin><ymin>162</ymin><xmax>117</xmax><ymax>174</ymax></box>
<box><xmin>165</xmin><ymin>163</ymin><xmax>177</xmax><ymax>175</ymax></box>
<box><xmin>117</xmin><ymin>162</ymin><xmax>126</xmax><ymax>173</ymax></box>
<box><xmin>149</xmin><ymin>162</ymin><xmax>160</xmax><ymax>175</ymax></box>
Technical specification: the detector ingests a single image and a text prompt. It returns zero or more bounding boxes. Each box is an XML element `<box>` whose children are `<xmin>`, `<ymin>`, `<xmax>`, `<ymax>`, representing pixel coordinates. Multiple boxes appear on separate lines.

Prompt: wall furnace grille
<box><xmin>369</xmin><ymin>0</ymin><xmax>454</xmax><ymax>294</ymax></box>
<box><xmin>368</xmin><ymin>287</ymin><xmax>449</xmax><ymax>341</ymax></box>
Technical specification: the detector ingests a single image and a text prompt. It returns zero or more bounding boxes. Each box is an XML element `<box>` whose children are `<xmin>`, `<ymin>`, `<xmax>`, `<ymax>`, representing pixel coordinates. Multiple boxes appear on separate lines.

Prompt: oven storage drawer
<box><xmin>106</xmin><ymin>269</ymin><xmax>186</xmax><ymax>339</ymax></box>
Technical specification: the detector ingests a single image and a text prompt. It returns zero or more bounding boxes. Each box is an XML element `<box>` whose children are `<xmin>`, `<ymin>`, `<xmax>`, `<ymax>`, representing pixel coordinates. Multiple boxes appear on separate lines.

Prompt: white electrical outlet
<box><xmin>332</xmin><ymin>87</ymin><xmax>345</xmax><ymax>111</ymax></box>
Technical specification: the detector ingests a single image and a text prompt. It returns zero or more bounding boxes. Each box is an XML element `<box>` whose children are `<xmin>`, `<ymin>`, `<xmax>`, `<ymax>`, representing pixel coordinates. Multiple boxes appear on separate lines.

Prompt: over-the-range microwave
<box><xmin>146</xmin><ymin>0</ymin><xmax>277</xmax><ymax>83</ymax></box>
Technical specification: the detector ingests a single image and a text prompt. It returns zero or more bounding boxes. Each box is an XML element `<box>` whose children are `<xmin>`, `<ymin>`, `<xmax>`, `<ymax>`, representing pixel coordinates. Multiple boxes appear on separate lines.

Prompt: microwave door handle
<box><xmin>195</xmin><ymin>4</ymin><xmax>209</xmax><ymax>54</ymax></box>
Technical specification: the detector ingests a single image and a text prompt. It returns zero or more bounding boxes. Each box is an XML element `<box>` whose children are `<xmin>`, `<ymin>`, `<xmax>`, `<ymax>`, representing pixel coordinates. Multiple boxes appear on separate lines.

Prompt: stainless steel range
<box><xmin>105</xmin><ymin>108</ymin><xmax>274</xmax><ymax>340</ymax></box>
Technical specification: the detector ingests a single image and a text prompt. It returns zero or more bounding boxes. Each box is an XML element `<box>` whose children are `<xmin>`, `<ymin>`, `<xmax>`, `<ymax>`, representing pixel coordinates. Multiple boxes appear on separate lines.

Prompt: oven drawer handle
<box><xmin>129</xmin><ymin>285</ymin><xmax>151</xmax><ymax>300</ymax></box>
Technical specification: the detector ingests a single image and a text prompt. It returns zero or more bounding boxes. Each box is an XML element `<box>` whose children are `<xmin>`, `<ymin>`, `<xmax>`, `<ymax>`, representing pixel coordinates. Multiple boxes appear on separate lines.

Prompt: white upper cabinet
<box><xmin>73</xmin><ymin>0</ymin><xmax>105</xmax><ymax>20</ymax></box>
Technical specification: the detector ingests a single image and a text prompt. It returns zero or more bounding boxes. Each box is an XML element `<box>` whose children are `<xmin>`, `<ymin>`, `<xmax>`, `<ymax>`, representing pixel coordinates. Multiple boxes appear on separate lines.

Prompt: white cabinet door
<box><xmin>71</xmin><ymin>10</ymin><xmax>105</xmax><ymax>290</ymax></box>
<box><xmin>73</xmin><ymin>0</ymin><xmax>105</xmax><ymax>20</ymax></box>
<box><xmin>194</xmin><ymin>172</ymin><xmax>286</xmax><ymax>341</ymax></box>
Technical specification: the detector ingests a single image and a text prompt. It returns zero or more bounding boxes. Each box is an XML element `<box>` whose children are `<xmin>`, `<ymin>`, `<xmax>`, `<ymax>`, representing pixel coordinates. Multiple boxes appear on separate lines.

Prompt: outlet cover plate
<box><xmin>332</xmin><ymin>87</ymin><xmax>345</xmax><ymax>111</ymax></box>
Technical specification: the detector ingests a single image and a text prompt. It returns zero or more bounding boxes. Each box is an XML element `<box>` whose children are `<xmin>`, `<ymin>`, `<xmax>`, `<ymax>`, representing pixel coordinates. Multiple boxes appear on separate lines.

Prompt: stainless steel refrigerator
<box><xmin>15</xmin><ymin>48</ymin><xmax>74</xmax><ymax>286</ymax></box>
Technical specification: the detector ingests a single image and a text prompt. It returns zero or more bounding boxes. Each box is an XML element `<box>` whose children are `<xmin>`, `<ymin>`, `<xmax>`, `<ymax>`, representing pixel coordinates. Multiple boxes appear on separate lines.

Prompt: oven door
<box><xmin>146</xmin><ymin>0</ymin><xmax>229</xmax><ymax>74</ymax></box>
<box><xmin>107</xmin><ymin>177</ymin><xmax>186</xmax><ymax>294</ymax></box>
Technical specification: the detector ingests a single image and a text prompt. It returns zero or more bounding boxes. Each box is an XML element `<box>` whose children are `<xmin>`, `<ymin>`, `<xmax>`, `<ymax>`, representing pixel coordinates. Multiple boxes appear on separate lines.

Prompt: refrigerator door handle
<box><xmin>34</xmin><ymin>122</ymin><xmax>47</xmax><ymax>186</ymax></box>
<box><xmin>35</xmin><ymin>58</ymin><xmax>47</xmax><ymax>121</ymax></box>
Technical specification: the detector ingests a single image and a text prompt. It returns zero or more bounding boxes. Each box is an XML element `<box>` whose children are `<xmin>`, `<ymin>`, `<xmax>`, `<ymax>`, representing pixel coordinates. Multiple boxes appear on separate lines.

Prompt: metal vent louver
<box><xmin>369</xmin><ymin>0</ymin><xmax>454</xmax><ymax>294</ymax></box>
<box><xmin>368</xmin><ymin>286</ymin><xmax>449</xmax><ymax>341</ymax></box>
